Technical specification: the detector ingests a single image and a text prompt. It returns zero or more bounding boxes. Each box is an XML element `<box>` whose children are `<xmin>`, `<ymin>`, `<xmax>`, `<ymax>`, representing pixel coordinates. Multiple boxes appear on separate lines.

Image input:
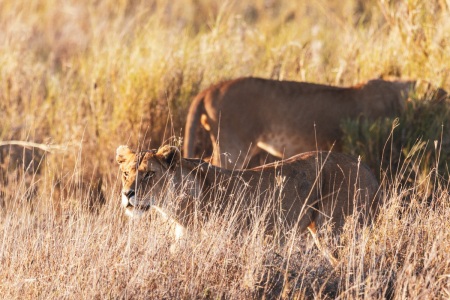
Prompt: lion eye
<box><xmin>143</xmin><ymin>171</ymin><xmax>155</xmax><ymax>180</ymax></box>
<box><xmin>123</xmin><ymin>171</ymin><xmax>129</xmax><ymax>179</ymax></box>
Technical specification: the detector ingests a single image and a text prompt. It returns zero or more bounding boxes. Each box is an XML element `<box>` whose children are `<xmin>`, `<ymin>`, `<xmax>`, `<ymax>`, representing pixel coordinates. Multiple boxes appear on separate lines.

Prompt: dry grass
<box><xmin>1</xmin><ymin>154</ymin><xmax>450</xmax><ymax>299</ymax></box>
<box><xmin>1</xmin><ymin>0</ymin><xmax>450</xmax><ymax>298</ymax></box>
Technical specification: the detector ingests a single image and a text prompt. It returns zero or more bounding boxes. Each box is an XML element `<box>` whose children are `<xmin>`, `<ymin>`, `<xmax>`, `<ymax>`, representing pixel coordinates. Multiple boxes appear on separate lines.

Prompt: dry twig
<box><xmin>0</xmin><ymin>140</ymin><xmax>69</xmax><ymax>153</ymax></box>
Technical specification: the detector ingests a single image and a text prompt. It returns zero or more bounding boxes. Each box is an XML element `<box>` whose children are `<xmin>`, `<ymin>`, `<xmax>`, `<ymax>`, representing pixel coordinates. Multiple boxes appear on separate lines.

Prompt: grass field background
<box><xmin>1</xmin><ymin>0</ymin><xmax>450</xmax><ymax>298</ymax></box>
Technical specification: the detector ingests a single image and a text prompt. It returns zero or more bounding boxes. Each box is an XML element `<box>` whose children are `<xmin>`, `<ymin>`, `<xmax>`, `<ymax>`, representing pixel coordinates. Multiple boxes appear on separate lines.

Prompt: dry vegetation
<box><xmin>1</xmin><ymin>0</ymin><xmax>450</xmax><ymax>298</ymax></box>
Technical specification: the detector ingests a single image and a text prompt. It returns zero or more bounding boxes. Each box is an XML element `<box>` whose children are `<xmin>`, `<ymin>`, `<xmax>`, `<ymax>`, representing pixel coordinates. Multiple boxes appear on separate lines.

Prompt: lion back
<box><xmin>297</xmin><ymin>152</ymin><xmax>380</xmax><ymax>235</ymax></box>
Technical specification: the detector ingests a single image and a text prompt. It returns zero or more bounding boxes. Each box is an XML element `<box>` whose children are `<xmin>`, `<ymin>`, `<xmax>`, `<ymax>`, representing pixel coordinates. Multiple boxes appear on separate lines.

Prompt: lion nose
<box><xmin>123</xmin><ymin>189</ymin><xmax>135</xmax><ymax>199</ymax></box>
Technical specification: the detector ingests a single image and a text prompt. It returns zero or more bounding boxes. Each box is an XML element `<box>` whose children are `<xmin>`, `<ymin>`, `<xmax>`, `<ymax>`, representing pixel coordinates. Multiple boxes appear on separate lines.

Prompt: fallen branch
<box><xmin>0</xmin><ymin>140</ymin><xmax>69</xmax><ymax>153</ymax></box>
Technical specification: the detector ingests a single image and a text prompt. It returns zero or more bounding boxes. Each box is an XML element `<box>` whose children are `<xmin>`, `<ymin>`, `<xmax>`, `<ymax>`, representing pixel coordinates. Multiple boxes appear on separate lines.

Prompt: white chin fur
<box><xmin>122</xmin><ymin>194</ymin><xmax>131</xmax><ymax>208</ymax></box>
<box><xmin>125</xmin><ymin>208</ymin><xmax>145</xmax><ymax>218</ymax></box>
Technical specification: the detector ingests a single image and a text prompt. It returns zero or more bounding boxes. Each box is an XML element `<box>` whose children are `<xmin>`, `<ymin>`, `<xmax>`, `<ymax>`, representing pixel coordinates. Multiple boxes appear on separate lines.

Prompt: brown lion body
<box><xmin>116</xmin><ymin>145</ymin><xmax>381</xmax><ymax>265</ymax></box>
<box><xmin>184</xmin><ymin>77</ymin><xmax>415</xmax><ymax>168</ymax></box>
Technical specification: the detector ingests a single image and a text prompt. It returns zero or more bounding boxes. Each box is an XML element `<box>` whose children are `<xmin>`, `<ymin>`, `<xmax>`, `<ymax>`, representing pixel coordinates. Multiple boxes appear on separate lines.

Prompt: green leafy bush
<box><xmin>341</xmin><ymin>96</ymin><xmax>450</xmax><ymax>186</ymax></box>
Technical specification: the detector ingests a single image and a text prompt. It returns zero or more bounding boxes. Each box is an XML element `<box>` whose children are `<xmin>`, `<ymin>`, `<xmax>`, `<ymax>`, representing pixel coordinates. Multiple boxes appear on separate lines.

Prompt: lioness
<box><xmin>184</xmin><ymin>77</ymin><xmax>416</xmax><ymax>168</ymax></box>
<box><xmin>116</xmin><ymin>145</ymin><xmax>380</xmax><ymax>266</ymax></box>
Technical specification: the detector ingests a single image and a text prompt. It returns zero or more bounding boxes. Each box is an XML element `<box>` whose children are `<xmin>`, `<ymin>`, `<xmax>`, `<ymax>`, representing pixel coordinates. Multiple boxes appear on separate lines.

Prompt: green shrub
<box><xmin>341</xmin><ymin>96</ymin><xmax>450</xmax><ymax>187</ymax></box>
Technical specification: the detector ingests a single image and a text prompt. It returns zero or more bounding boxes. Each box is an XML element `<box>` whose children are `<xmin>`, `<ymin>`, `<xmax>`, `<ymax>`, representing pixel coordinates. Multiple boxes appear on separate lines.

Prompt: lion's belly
<box><xmin>257</xmin><ymin>132</ymin><xmax>314</xmax><ymax>159</ymax></box>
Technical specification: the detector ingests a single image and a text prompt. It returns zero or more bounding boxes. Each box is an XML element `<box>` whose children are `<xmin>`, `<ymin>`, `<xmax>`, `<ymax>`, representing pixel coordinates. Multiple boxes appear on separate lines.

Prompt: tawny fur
<box><xmin>116</xmin><ymin>145</ymin><xmax>381</xmax><ymax>266</ymax></box>
<box><xmin>184</xmin><ymin>77</ymin><xmax>416</xmax><ymax>168</ymax></box>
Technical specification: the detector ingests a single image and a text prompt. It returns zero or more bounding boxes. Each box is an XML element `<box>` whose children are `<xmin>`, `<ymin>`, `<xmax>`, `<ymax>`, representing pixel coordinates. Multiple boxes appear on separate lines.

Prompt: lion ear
<box><xmin>156</xmin><ymin>145</ymin><xmax>181</xmax><ymax>167</ymax></box>
<box><xmin>116</xmin><ymin>145</ymin><xmax>134</xmax><ymax>164</ymax></box>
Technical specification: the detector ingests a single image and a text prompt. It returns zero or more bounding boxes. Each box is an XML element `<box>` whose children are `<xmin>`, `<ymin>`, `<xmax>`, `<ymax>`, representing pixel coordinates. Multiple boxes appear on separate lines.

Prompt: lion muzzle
<box><xmin>121</xmin><ymin>188</ymin><xmax>154</xmax><ymax>218</ymax></box>
<box><xmin>121</xmin><ymin>188</ymin><xmax>135</xmax><ymax>208</ymax></box>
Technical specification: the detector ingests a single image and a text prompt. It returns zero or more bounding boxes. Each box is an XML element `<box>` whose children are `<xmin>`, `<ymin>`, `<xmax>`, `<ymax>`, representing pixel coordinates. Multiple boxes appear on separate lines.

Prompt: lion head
<box><xmin>116</xmin><ymin>145</ymin><xmax>181</xmax><ymax>217</ymax></box>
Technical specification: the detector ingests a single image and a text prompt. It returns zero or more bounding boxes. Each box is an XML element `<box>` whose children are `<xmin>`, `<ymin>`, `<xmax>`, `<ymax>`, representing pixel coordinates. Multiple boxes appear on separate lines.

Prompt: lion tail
<box><xmin>183</xmin><ymin>91</ymin><xmax>207</xmax><ymax>158</ymax></box>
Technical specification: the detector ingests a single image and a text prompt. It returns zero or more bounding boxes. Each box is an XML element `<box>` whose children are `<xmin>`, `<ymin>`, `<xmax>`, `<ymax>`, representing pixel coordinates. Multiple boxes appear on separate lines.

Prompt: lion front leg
<box><xmin>151</xmin><ymin>205</ymin><xmax>187</xmax><ymax>253</ymax></box>
<box><xmin>307</xmin><ymin>221</ymin><xmax>339</xmax><ymax>268</ymax></box>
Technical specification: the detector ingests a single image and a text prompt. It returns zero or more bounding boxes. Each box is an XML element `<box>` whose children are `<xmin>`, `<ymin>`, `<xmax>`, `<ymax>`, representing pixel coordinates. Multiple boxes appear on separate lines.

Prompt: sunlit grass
<box><xmin>1</xmin><ymin>146</ymin><xmax>450</xmax><ymax>298</ymax></box>
<box><xmin>1</xmin><ymin>0</ymin><xmax>450</xmax><ymax>298</ymax></box>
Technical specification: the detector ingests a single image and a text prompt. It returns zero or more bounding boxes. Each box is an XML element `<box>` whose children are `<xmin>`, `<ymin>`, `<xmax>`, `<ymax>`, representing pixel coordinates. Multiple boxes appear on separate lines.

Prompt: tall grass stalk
<box><xmin>1</xmin><ymin>0</ymin><xmax>450</xmax><ymax>298</ymax></box>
